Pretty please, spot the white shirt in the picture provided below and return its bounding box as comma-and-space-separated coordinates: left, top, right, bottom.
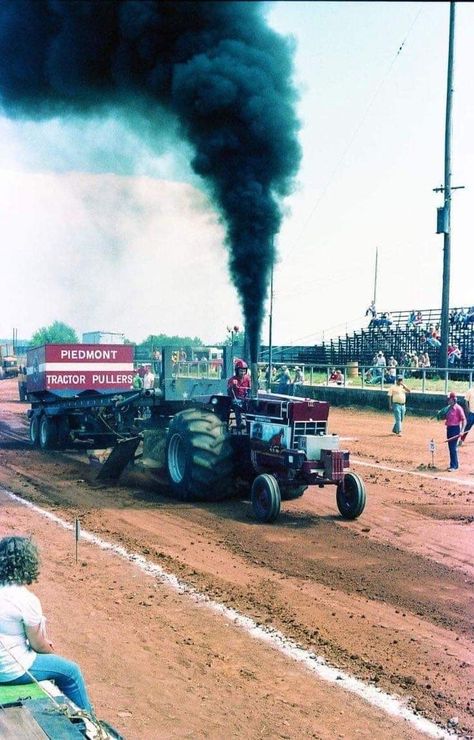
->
0, 584, 44, 681
143, 372, 155, 390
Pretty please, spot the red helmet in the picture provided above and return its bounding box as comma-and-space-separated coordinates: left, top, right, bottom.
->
235, 359, 248, 371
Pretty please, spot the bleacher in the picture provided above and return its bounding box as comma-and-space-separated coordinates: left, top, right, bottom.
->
260, 306, 474, 369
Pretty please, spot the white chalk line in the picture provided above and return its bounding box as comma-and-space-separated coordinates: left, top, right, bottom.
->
0, 487, 455, 739
352, 457, 474, 488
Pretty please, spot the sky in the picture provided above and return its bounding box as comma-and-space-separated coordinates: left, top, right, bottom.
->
0, 1, 472, 348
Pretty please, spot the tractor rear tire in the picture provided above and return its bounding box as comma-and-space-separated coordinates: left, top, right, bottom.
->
29, 416, 40, 447
336, 471, 366, 519
251, 474, 281, 523
166, 408, 234, 502
280, 484, 307, 501
39, 416, 58, 451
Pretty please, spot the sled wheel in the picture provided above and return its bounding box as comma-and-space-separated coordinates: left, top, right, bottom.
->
39, 416, 58, 451
280, 484, 307, 501
166, 408, 234, 502
29, 416, 40, 447
251, 474, 281, 523
336, 472, 366, 519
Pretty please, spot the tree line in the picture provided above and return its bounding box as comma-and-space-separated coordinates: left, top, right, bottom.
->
30, 322, 244, 349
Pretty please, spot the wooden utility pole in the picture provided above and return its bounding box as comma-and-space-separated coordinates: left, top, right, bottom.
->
373, 246, 379, 307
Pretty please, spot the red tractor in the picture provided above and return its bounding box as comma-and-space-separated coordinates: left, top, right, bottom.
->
165, 391, 366, 524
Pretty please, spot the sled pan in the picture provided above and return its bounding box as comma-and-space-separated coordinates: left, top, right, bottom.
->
96, 436, 141, 482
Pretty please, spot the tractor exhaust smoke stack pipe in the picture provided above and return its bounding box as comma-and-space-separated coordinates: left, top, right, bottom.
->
251, 363, 259, 398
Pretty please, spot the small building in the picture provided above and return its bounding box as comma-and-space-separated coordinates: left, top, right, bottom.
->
82, 331, 125, 345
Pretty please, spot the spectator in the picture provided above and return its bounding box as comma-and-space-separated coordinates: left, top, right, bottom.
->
143, 367, 155, 390
132, 370, 143, 390
374, 351, 386, 378
421, 351, 430, 368
385, 355, 397, 383
364, 367, 373, 383
365, 300, 376, 318
152, 349, 162, 376
368, 312, 379, 329
447, 343, 462, 366
426, 334, 441, 350
292, 366, 304, 395
388, 375, 411, 435
276, 365, 292, 394
264, 365, 276, 388
399, 351, 410, 377
408, 352, 419, 378
414, 310, 424, 327
449, 309, 459, 326
407, 309, 417, 329
0, 536, 93, 712
380, 311, 392, 330
329, 368, 344, 385
465, 307, 474, 325
459, 386, 474, 445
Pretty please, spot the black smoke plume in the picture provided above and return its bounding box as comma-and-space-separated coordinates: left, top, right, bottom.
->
0, 1, 301, 360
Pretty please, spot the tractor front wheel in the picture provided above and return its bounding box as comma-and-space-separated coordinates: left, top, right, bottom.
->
251, 474, 281, 523
166, 408, 234, 502
336, 472, 366, 519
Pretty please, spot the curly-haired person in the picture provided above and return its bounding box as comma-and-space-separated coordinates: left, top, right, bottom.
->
0, 535, 92, 711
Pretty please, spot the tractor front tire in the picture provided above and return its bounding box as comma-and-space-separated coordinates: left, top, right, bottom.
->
336, 472, 366, 519
39, 416, 58, 451
251, 474, 281, 523
166, 408, 234, 502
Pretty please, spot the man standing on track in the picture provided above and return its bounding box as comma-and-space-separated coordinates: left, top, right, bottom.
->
442, 392, 466, 471
387, 375, 410, 436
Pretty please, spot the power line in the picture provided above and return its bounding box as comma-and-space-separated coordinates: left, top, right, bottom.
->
288, 4, 425, 250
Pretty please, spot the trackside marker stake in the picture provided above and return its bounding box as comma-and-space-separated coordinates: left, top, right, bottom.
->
75, 517, 80, 563
0, 487, 456, 740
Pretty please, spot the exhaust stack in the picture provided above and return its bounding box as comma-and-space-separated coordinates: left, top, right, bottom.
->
250, 363, 259, 398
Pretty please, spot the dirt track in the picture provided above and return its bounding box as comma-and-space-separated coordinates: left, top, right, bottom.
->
0, 377, 473, 739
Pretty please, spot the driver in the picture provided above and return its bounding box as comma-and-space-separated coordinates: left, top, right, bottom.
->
227, 359, 251, 400
227, 359, 251, 428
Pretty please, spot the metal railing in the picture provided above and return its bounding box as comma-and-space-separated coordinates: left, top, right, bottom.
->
257, 362, 473, 395
156, 359, 473, 395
